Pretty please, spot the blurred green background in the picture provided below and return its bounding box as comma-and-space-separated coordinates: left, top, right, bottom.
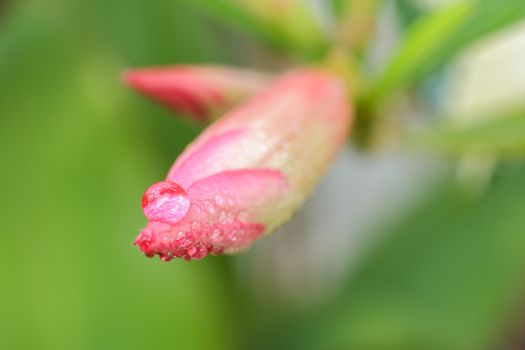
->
2, 0, 525, 349
0, 1, 241, 349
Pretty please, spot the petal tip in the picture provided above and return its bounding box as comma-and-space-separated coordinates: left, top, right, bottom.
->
134, 220, 265, 262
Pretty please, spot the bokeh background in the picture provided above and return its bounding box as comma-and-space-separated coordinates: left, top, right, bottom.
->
1, 0, 525, 349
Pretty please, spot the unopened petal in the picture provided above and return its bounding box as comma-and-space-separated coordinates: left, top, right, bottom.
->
124, 65, 270, 122
134, 68, 352, 261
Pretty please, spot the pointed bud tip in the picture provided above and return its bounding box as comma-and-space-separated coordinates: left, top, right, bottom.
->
121, 69, 144, 88
133, 221, 224, 262
134, 219, 265, 262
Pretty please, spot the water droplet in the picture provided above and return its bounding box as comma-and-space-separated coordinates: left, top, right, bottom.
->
160, 253, 173, 262
187, 247, 197, 257
142, 181, 190, 225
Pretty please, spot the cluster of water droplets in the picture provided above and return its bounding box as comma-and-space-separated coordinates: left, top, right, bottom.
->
135, 187, 266, 261
135, 218, 264, 261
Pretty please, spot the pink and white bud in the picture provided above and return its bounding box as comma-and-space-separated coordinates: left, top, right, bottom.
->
123, 65, 270, 122
134, 68, 352, 261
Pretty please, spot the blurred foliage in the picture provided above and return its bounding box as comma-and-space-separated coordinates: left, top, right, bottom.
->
185, 0, 328, 59
2, 0, 525, 349
394, 0, 423, 27
0, 0, 241, 349
280, 164, 525, 350
330, 0, 347, 16
368, 0, 525, 105
410, 107, 525, 156
368, 1, 474, 103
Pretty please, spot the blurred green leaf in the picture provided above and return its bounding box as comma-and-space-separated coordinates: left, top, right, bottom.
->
409, 109, 525, 156
331, 0, 350, 16
368, 1, 474, 103
394, 0, 424, 27
274, 166, 525, 350
184, 0, 327, 59
369, 0, 525, 104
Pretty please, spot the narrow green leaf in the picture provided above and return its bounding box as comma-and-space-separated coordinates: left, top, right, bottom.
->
185, 0, 327, 59
394, 0, 424, 27
369, 0, 525, 104
409, 109, 525, 156
184, 0, 287, 47
369, 1, 474, 103
331, 0, 350, 16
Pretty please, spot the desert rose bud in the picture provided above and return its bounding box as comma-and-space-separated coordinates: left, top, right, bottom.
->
124, 65, 270, 122
134, 68, 352, 261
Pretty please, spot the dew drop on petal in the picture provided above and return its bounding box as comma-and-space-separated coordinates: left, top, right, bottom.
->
142, 181, 190, 225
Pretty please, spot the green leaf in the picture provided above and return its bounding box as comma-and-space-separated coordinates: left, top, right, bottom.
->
394, 0, 424, 27
368, 1, 474, 103
409, 108, 525, 156
185, 0, 328, 59
369, 0, 525, 104
330, 0, 350, 17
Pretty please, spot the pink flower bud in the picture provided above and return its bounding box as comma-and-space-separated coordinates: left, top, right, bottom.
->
123, 65, 270, 122
134, 69, 352, 261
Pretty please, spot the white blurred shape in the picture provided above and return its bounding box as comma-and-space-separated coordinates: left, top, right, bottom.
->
445, 20, 525, 122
